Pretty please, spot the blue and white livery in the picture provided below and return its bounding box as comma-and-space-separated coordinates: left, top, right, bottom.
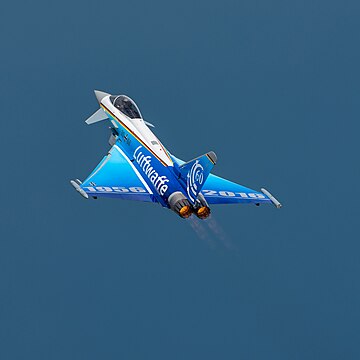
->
70, 90, 282, 219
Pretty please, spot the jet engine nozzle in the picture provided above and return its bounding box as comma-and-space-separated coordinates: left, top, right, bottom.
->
168, 191, 193, 218
193, 192, 211, 219
179, 205, 193, 219
196, 206, 211, 219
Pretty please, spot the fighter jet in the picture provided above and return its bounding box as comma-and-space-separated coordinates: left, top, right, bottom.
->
70, 90, 281, 219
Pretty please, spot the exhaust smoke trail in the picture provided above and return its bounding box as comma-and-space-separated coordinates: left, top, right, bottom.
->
205, 215, 235, 250
188, 216, 216, 248
187, 214, 235, 250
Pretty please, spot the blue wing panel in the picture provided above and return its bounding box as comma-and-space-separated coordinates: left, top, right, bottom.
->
201, 174, 271, 205
170, 153, 272, 205
80, 144, 156, 202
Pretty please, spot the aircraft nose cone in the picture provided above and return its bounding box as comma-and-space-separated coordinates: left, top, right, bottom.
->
94, 90, 110, 104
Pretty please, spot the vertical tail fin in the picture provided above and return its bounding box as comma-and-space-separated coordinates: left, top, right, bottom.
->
179, 151, 217, 204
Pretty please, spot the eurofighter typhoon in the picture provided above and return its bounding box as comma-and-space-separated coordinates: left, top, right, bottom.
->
70, 91, 282, 219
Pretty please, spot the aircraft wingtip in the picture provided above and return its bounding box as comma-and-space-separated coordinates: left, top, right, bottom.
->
207, 151, 217, 165
261, 188, 282, 208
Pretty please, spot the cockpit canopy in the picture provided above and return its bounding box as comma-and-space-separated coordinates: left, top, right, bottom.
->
110, 95, 142, 119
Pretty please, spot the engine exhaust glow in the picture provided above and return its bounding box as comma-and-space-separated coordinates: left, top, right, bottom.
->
196, 206, 211, 219
179, 205, 193, 218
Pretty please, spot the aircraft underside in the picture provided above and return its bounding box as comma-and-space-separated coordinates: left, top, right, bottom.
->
71, 90, 282, 219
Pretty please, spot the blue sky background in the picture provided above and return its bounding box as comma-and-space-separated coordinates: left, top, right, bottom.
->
1, 0, 359, 359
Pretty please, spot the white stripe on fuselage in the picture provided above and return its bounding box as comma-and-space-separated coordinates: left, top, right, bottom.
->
102, 96, 173, 166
